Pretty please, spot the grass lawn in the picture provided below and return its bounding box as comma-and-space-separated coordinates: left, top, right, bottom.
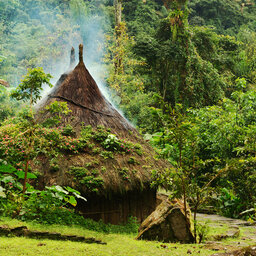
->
0, 217, 254, 256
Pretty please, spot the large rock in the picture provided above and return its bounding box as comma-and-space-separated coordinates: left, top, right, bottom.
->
136, 198, 195, 243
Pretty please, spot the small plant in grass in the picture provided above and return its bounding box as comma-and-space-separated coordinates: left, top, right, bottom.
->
91, 160, 99, 166
135, 148, 143, 156
20, 185, 86, 224
69, 166, 103, 192
134, 143, 142, 150
195, 221, 210, 243
0, 162, 86, 223
128, 157, 135, 164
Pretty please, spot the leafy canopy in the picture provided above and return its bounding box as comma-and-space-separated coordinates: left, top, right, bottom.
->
11, 67, 52, 105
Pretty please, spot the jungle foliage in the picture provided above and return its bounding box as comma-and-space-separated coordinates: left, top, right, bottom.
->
1, 0, 256, 225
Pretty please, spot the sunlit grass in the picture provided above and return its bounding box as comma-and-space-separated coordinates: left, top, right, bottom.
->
1, 217, 246, 256
0, 236, 219, 256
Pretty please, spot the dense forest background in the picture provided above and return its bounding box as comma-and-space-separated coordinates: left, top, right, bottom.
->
1, 0, 256, 220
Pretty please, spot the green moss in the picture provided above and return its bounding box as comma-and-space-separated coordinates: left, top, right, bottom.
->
85, 160, 99, 168
87, 143, 95, 149
69, 165, 103, 191
92, 147, 101, 154
80, 125, 144, 157
49, 158, 60, 172
92, 160, 100, 166
128, 157, 140, 165
61, 124, 75, 136
80, 176, 104, 192
93, 126, 110, 142
91, 169, 99, 176
135, 148, 143, 156
100, 151, 114, 159
142, 165, 151, 169
128, 157, 136, 165
119, 167, 130, 181
101, 166, 107, 173
69, 166, 89, 177
85, 162, 94, 168
134, 143, 142, 150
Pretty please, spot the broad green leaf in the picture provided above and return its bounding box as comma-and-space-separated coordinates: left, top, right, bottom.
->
0, 164, 16, 174
66, 195, 77, 206
15, 171, 37, 179
65, 186, 80, 194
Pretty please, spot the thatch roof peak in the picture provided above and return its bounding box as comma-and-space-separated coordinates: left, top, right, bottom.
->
79, 44, 84, 63
37, 45, 136, 135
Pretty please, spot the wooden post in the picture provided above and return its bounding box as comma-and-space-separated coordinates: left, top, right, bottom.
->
79, 44, 83, 63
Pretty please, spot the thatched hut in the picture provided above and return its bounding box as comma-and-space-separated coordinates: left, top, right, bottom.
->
36, 44, 168, 224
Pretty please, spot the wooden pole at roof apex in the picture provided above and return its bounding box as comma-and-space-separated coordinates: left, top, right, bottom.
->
79, 44, 83, 63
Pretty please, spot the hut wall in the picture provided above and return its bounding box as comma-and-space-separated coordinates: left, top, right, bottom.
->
78, 189, 157, 224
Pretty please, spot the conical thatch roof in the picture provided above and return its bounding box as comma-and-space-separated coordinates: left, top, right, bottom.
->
37, 44, 135, 135
35, 44, 168, 196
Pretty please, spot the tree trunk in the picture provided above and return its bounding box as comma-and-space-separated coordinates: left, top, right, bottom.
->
114, 0, 123, 75
114, 0, 122, 29
194, 200, 199, 243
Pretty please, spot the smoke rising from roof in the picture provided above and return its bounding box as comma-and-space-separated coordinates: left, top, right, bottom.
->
34, 4, 112, 103
4, 1, 110, 100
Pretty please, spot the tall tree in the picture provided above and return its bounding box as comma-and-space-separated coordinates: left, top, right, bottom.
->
135, 0, 227, 107
114, 0, 122, 29
114, 0, 123, 73
11, 67, 52, 193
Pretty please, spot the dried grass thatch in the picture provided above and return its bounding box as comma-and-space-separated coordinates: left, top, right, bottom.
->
35, 45, 169, 223
37, 44, 135, 136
